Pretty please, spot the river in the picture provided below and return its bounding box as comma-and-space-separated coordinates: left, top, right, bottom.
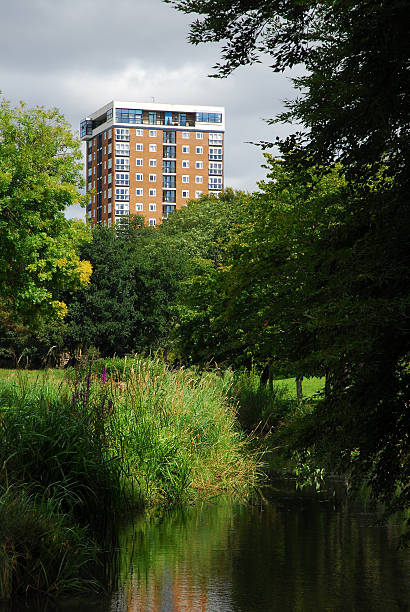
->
3, 479, 409, 611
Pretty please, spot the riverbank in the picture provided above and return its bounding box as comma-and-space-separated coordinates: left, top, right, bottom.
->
0, 357, 259, 600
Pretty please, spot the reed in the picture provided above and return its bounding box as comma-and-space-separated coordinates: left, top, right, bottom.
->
0, 486, 99, 598
0, 356, 259, 599
89, 357, 259, 505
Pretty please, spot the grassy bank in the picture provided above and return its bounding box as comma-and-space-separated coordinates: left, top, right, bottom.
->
0, 357, 258, 600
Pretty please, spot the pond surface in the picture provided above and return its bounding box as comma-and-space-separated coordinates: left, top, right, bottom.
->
5, 479, 410, 611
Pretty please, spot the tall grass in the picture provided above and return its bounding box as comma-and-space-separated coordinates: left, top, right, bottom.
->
227, 368, 296, 433
0, 356, 258, 599
84, 357, 259, 505
0, 486, 99, 599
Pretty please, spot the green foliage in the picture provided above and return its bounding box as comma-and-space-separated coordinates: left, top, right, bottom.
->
228, 368, 295, 432
63, 219, 191, 356
165, 0, 410, 522
69, 356, 259, 505
0, 486, 99, 598
0, 358, 258, 598
0, 99, 92, 326
0, 376, 127, 527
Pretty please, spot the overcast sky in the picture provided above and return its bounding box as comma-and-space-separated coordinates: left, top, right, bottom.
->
1, 0, 300, 219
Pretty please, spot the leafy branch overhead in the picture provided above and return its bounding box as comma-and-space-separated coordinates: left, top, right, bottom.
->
164, 0, 410, 522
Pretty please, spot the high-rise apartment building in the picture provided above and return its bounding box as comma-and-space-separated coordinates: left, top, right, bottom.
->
80, 101, 225, 227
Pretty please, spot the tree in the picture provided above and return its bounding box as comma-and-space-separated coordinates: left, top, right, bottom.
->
160, 190, 255, 366
165, 0, 410, 522
0, 100, 92, 327
63, 219, 194, 357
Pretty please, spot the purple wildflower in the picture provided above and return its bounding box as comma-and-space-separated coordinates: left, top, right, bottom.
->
101, 366, 107, 383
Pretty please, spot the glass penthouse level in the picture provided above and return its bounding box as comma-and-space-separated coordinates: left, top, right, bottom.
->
81, 101, 225, 227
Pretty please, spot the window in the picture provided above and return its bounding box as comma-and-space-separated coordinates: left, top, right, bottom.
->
108, 143, 112, 154
115, 143, 130, 156
149, 203, 156, 211
149, 174, 156, 182
196, 112, 222, 123
116, 158, 129, 171
115, 128, 129, 141
108, 188, 112, 198
195, 176, 203, 184
108, 158, 112, 169
209, 176, 223, 190
163, 160, 176, 173
179, 112, 186, 126
196, 132, 203, 139
163, 204, 176, 217
182, 160, 189, 168
135, 158, 143, 166
136, 173, 143, 181
209, 147, 223, 160
136, 143, 143, 151
115, 173, 129, 186
182, 190, 189, 198
163, 145, 176, 158
163, 131, 176, 144
116, 108, 143, 124
115, 202, 129, 215
149, 218, 157, 226
149, 188, 157, 196
115, 187, 129, 200
106, 108, 113, 121
182, 145, 190, 153
196, 146, 203, 154
136, 188, 143, 196
195, 161, 203, 169
163, 175, 176, 188
108, 173, 112, 184
149, 111, 157, 124
135, 203, 143, 211
163, 190, 176, 203
135, 129, 143, 136
149, 143, 157, 152
195, 190, 203, 198
164, 111, 173, 125
182, 175, 189, 183
209, 161, 223, 175
182, 132, 190, 139
149, 159, 157, 167
149, 130, 157, 137
209, 132, 223, 144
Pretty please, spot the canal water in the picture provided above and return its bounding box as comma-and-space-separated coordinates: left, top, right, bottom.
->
3, 479, 410, 611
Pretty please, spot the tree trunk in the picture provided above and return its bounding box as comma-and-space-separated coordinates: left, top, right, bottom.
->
296, 376, 303, 406
268, 364, 274, 392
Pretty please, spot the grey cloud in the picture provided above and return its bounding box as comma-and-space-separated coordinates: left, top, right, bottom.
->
1, 0, 302, 218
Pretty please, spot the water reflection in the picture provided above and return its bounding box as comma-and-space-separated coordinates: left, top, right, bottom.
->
109, 481, 409, 612
2, 481, 409, 611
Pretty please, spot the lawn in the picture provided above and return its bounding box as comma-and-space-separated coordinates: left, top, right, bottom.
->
276, 376, 325, 399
